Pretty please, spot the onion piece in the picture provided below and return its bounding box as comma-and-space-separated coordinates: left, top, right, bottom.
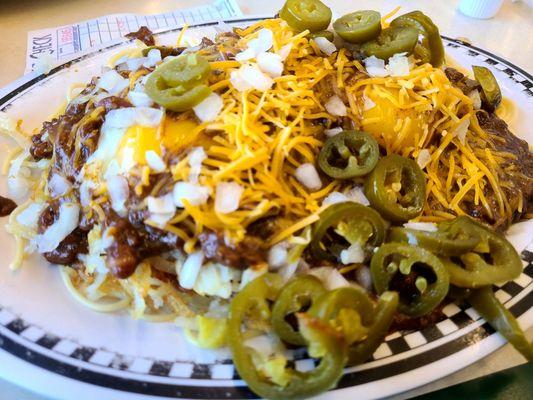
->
324, 127, 343, 137
147, 193, 175, 214
325, 95, 347, 116
35, 203, 80, 253
340, 243, 365, 265
107, 175, 129, 215
48, 174, 71, 197
268, 242, 288, 269
387, 53, 410, 77
416, 149, 431, 170
308, 267, 351, 290
193, 92, 223, 122
239, 64, 274, 92
215, 182, 244, 214
179, 251, 204, 290
16, 202, 47, 229
403, 222, 438, 232
453, 118, 470, 145
173, 182, 211, 207
97, 70, 129, 94
127, 90, 153, 107
143, 49, 162, 68
295, 163, 322, 191
364, 56, 389, 77
277, 43, 292, 60
145, 150, 166, 173
313, 37, 337, 56
188, 147, 206, 183
256, 52, 284, 78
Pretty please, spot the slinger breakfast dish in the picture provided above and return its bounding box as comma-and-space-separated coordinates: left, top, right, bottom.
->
1, 1, 532, 398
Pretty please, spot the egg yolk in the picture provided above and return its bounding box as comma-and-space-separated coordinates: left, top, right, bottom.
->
162, 117, 200, 152
117, 125, 161, 166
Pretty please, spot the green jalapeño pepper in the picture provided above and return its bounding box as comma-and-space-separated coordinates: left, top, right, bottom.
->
318, 130, 380, 179
271, 275, 327, 345
279, 0, 332, 33
145, 53, 212, 112
468, 286, 533, 361
440, 218, 522, 288
361, 26, 419, 60
472, 66, 502, 110
308, 287, 398, 366
364, 154, 426, 223
390, 11, 445, 67
348, 291, 399, 365
388, 216, 481, 256
371, 243, 450, 317
229, 274, 347, 399
309, 202, 387, 262
333, 11, 382, 44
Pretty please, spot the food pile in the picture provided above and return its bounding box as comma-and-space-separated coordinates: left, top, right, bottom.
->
1, 0, 532, 398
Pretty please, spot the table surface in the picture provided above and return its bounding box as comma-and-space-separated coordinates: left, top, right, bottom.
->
0, 0, 531, 399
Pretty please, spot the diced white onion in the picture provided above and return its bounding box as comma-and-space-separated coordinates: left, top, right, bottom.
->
244, 334, 279, 356
107, 175, 129, 215
340, 243, 365, 265
145, 150, 166, 173
239, 65, 274, 92
16, 202, 46, 229
103, 107, 163, 128
188, 147, 206, 183
35, 203, 80, 253
97, 70, 129, 95
230, 69, 253, 91
125, 57, 148, 71
469, 89, 482, 110
127, 90, 153, 107
193, 93, 223, 122
239, 264, 268, 290
325, 95, 347, 116
257, 52, 284, 78
322, 191, 349, 206
403, 221, 438, 232
194, 263, 235, 298
268, 242, 288, 269
147, 193, 175, 214
173, 182, 210, 207
308, 267, 351, 290
215, 182, 244, 214
416, 149, 431, 169
355, 266, 373, 292
234, 47, 256, 62
313, 37, 337, 56
364, 56, 389, 77
295, 163, 322, 190
345, 186, 370, 206
48, 174, 71, 197
453, 118, 470, 144
179, 251, 204, 290
324, 127, 343, 137
147, 212, 174, 227
248, 29, 274, 55
143, 49, 162, 68
387, 53, 410, 77
79, 180, 96, 207
277, 43, 292, 60
214, 20, 233, 33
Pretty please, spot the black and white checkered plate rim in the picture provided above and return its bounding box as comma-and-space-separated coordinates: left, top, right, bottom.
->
0, 17, 532, 399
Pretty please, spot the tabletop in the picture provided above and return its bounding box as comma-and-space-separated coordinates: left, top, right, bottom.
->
0, 0, 532, 399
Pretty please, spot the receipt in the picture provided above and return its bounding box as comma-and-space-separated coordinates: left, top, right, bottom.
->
25, 0, 242, 73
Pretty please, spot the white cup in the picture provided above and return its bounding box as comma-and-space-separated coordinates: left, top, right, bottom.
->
458, 0, 505, 19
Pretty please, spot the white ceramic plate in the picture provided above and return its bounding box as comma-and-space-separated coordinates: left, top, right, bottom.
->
0, 16, 532, 400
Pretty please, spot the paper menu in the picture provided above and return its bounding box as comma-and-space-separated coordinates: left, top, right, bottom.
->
25, 0, 242, 73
